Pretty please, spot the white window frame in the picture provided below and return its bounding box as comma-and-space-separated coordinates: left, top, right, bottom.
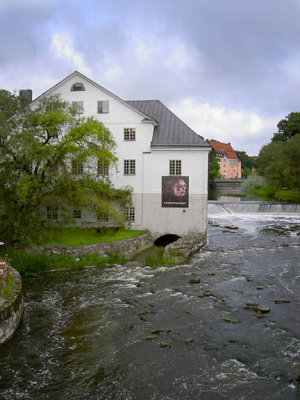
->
97, 161, 109, 176
47, 206, 58, 220
72, 101, 84, 114
72, 160, 84, 175
97, 100, 109, 114
71, 82, 85, 91
97, 212, 109, 222
73, 209, 81, 219
124, 128, 136, 141
126, 206, 135, 222
124, 159, 136, 175
169, 160, 182, 175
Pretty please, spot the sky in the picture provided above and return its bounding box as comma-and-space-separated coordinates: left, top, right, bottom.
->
1, 0, 300, 155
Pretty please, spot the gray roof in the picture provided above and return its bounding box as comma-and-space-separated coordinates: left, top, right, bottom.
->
126, 100, 210, 149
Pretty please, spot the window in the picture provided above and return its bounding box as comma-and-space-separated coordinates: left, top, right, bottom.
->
124, 128, 136, 141
71, 82, 85, 91
72, 101, 84, 114
47, 206, 58, 220
124, 159, 136, 175
126, 206, 135, 222
97, 100, 109, 114
97, 161, 109, 176
169, 160, 182, 175
72, 160, 83, 175
73, 209, 81, 219
98, 213, 109, 222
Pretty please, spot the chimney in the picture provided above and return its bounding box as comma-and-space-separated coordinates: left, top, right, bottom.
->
19, 89, 32, 103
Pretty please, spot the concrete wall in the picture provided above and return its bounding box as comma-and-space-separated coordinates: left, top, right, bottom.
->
0, 267, 23, 345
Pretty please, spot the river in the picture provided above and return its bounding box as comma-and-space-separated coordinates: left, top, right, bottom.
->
0, 213, 299, 399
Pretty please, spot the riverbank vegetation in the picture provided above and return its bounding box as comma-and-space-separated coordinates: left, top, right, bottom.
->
0, 91, 132, 247
0, 250, 126, 276
36, 227, 148, 246
1, 273, 14, 298
257, 113, 300, 196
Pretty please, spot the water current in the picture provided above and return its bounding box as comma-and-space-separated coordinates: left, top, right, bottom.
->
0, 214, 300, 399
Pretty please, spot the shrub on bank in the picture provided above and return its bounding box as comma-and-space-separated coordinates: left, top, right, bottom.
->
0, 250, 126, 276
241, 175, 266, 192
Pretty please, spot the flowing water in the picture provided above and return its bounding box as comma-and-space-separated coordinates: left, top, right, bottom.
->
0, 213, 300, 399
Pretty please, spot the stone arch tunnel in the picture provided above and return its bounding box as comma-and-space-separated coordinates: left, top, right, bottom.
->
154, 234, 180, 247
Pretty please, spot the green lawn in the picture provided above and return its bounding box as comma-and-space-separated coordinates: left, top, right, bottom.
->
248, 188, 300, 203
37, 227, 148, 246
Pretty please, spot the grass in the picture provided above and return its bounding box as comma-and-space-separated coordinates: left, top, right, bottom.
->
145, 248, 180, 267
274, 190, 300, 203
1, 273, 14, 299
36, 227, 148, 246
0, 250, 126, 276
249, 188, 300, 203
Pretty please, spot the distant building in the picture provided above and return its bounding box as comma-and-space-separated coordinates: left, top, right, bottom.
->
210, 140, 242, 179
31, 71, 211, 237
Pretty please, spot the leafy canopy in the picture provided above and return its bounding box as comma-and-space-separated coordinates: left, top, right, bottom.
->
272, 112, 300, 142
258, 130, 300, 190
208, 146, 221, 182
0, 91, 131, 246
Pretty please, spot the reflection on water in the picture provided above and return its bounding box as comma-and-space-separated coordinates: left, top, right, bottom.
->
0, 215, 299, 399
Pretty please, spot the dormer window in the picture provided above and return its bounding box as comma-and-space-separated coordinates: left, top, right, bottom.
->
71, 82, 85, 91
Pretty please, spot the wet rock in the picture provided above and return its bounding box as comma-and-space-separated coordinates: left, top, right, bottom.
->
252, 306, 271, 313
255, 313, 264, 318
274, 299, 291, 304
245, 304, 271, 313
184, 338, 194, 344
203, 291, 214, 297
150, 329, 163, 334
223, 317, 238, 324
223, 225, 239, 230
145, 335, 156, 340
189, 278, 201, 284
159, 342, 171, 348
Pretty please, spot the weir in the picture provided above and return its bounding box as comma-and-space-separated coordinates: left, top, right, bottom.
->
208, 200, 300, 216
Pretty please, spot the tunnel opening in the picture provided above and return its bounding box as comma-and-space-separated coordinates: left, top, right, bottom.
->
154, 234, 180, 247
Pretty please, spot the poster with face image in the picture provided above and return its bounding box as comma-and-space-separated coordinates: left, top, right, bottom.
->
161, 176, 189, 208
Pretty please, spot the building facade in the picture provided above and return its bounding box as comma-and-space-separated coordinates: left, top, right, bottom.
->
210, 140, 242, 179
33, 71, 210, 237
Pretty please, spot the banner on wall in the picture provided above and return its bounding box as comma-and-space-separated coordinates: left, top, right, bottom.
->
161, 176, 189, 208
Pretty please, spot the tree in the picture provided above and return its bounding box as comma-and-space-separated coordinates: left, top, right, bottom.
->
0, 92, 131, 246
208, 147, 221, 182
235, 150, 255, 178
258, 134, 300, 189
272, 112, 300, 142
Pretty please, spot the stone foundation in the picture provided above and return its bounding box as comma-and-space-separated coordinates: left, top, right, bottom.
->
0, 266, 23, 345
35, 232, 154, 259
164, 232, 207, 258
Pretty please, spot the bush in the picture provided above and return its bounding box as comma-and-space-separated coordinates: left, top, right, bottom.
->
241, 175, 266, 192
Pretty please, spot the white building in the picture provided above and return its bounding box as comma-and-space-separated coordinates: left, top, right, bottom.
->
33, 71, 210, 238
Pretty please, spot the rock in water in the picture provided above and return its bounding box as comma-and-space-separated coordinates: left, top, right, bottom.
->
189, 278, 201, 284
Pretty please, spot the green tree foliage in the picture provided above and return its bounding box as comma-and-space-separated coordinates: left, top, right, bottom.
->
235, 150, 255, 177
272, 112, 300, 142
208, 147, 221, 182
0, 92, 132, 246
258, 134, 300, 189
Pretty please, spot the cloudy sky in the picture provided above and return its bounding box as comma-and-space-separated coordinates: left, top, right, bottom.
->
1, 0, 300, 155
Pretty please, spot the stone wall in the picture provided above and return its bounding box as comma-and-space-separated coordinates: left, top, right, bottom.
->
35, 232, 154, 259
164, 232, 207, 259
0, 266, 23, 345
